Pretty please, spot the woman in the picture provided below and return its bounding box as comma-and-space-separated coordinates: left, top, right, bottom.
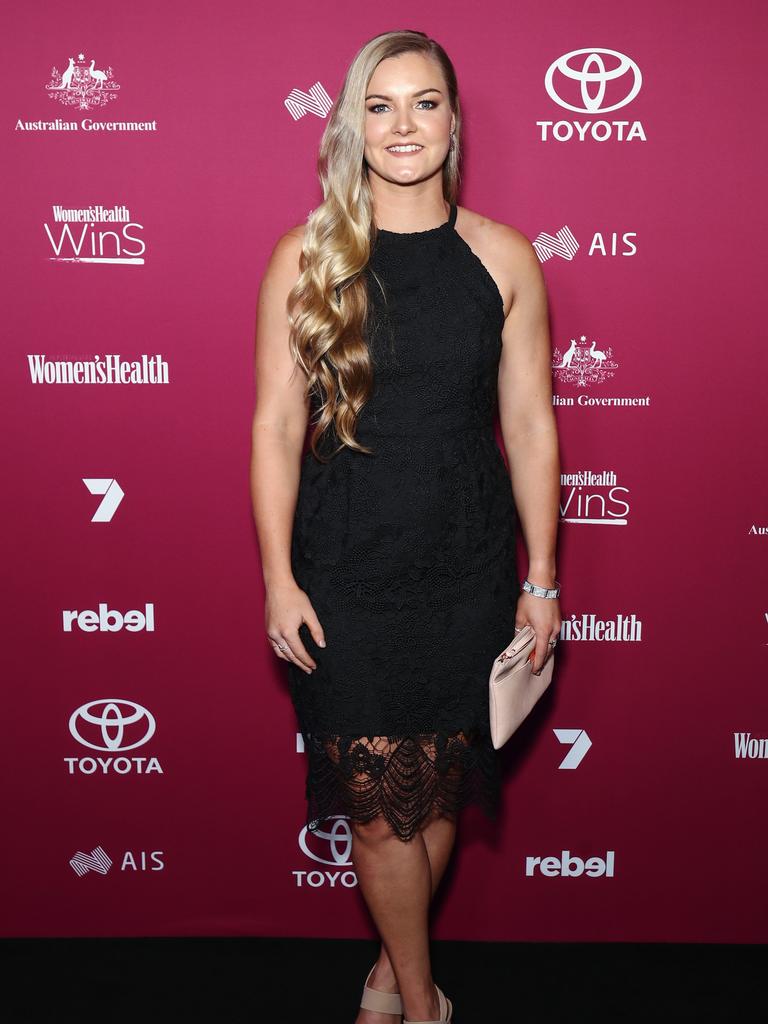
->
250, 29, 561, 1024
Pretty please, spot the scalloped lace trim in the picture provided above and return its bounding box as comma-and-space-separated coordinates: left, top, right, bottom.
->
303, 729, 501, 842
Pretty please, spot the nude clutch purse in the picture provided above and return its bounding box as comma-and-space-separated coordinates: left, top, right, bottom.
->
488, 624, 555, 749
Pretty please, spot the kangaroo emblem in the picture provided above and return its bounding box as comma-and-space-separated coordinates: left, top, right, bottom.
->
55, 56, 75, 89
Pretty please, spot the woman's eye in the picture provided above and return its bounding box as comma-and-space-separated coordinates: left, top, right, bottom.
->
367, 100, 438, 114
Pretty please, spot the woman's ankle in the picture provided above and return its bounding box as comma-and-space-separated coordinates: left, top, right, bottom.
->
402, 985, 440, 1022
370, 958, 399, 990
375, 952, 397, 974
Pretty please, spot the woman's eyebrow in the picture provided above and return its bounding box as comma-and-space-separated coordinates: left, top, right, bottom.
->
365, 88, 444, 101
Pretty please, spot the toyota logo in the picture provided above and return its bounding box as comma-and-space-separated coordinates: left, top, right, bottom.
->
299, 815, 353, 865
545, 48, 642, 113
69, 698, 156, 751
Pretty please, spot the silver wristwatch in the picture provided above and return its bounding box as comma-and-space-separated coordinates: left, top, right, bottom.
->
520, 578, 561, 599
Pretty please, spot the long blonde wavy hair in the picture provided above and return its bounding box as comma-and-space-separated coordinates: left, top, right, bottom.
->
287, 30, 462, 461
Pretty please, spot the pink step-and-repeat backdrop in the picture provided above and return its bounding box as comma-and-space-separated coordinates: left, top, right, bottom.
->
3, 1, 767, 941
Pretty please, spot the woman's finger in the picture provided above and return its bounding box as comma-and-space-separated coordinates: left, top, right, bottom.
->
282, 627, 317, 672
534, 635, 559, 675
268, 635, 291, 661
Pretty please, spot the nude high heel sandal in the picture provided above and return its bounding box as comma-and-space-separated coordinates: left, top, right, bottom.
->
403, 982, 453, 1023
360, 962, 403, 1016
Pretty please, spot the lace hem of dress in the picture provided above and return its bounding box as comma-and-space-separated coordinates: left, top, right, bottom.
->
303, 729, 502, 842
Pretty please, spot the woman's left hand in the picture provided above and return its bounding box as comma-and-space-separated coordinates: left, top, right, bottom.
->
515, 592, 562, 675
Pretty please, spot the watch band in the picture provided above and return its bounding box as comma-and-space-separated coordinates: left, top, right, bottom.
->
520, 578, 561, 599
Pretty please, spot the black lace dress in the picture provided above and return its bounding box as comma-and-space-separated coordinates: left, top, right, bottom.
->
288, 201, 519, 841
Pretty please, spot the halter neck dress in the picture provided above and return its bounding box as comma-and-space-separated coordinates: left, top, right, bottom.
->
288, 200, 519, 842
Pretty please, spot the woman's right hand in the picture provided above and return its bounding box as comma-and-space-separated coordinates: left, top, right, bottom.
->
265, 581, 326, 674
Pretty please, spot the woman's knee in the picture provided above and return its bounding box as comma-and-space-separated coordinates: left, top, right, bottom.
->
350, 814, 404, 844
420, 807, 457, 833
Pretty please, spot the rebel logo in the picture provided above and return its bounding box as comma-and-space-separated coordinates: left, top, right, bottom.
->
526, 850, 616, 876
62, 603, 155, 632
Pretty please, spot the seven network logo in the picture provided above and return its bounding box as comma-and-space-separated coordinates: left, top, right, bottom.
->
83, 478, 126, 522
15, 52, 157, 132
538, 47, 644, 142
45, 204, 146, 264
555, 728, 592, 768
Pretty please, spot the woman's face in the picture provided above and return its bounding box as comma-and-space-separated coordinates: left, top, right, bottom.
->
363, 51, 454, 186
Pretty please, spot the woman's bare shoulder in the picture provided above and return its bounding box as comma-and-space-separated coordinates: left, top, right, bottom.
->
283, 221, 309, 244
454, 205, 540, 316
271, 220, 307, 257
262, 221, 308, 287
455, 204, 536, 262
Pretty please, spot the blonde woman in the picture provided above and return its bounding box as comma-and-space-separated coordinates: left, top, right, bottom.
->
251, 29, 561, 1024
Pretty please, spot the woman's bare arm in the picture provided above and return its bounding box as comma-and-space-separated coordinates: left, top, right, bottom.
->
250, 226, 308, 586
250, 225, 325, 671
494, 226, 562, 670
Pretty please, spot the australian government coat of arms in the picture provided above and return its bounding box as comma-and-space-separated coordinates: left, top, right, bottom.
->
46, 53, 120, 111
552, 335, 619, 388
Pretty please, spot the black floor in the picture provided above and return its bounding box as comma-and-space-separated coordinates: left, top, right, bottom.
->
5, 936, 766, 1022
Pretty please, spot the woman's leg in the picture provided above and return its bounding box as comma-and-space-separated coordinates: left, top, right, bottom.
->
353, 811, 458, 1023
421, 811, 459, 895
364, 812, 457, 990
